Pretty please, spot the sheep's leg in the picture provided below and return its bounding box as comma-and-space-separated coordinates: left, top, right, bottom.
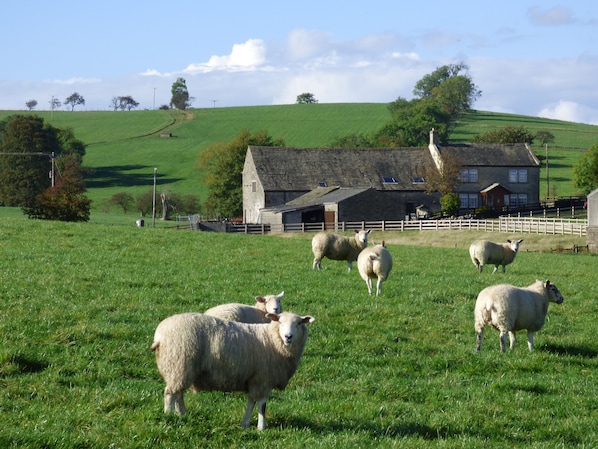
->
164, 389, 186, 415
312, 259, 321, 270
508, 331, 517, 350
376, 278, 382, 296
499, 331, 507, 352
256, 398, 267, 430
347, 261, 353, 272
476, 329, 484, 352
365, 278, 373, 295
492, 265, 499, 274
527, 331, 534, 351
242, 398, 256, 428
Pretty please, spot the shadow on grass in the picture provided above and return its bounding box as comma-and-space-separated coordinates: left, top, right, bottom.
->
0, 354, 49, 377
542, 343, 598, 358
85, 165, 183, 189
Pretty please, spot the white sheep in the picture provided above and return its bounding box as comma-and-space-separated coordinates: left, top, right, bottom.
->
204, 292, 284, 323
474, 280, 564, 352
150, 311, 314, 430
312, 229, 370, 271
469, 239, 523, 273
357, 241, 393, 296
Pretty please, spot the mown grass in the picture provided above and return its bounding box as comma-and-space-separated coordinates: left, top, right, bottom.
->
0, 219, 596, 448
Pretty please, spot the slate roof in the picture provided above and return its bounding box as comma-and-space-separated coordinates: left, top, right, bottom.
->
247, 146, 435, 191
437, 143, 540, 167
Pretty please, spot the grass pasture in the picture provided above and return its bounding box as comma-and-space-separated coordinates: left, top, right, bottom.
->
0, 219, 596, 448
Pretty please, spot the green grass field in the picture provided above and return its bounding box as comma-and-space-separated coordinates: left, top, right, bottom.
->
0, 219, 596, 448
1, 105, 597, 219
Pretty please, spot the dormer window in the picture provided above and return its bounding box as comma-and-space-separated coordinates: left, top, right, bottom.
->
382, 176, 397, 184
412, 177, 425, 184
318, 182, 328, 187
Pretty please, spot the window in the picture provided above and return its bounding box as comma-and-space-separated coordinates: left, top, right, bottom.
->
459, 193, 478, 209
509, 169, 528, 183
318, 182, 328, 187
509, 193, 528, 207
251, 181, 257, 193
382, 176, 397, 184
412, 176, 425, 184
460, 169, 478, 183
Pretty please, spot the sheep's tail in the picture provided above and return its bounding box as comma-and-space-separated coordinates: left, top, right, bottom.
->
150, 341, 159, 352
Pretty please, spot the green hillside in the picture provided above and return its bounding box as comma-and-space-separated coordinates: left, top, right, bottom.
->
1, 105, 597, 219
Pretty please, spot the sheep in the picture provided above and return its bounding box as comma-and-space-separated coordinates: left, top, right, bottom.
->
204, 291, 284, 323
357, 241, 393, 296
469, 239, 523, 273
312, 229, 370, 271
474, 280, 564, 352
150, 311, 314, 430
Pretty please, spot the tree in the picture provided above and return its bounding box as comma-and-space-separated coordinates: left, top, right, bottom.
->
26, 100, 38, 110
170, 78, 194, 110
296, 93, 318, 104
535, 130, 555, 147
198, 129, 284, 218
24, 156, 91, 221
472, 125, 535, 144
49, 97, 61, 111
111, 96, 139, 111
422, 152, 462, 196
412, 62, 481, 117
108, 192, 135, 214
64, 92, 85, 111
573, 143, 598, 195
440, 192, 460, 217
0, 115, 61, 207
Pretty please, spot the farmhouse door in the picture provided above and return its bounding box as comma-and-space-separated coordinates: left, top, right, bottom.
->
324, 211, 335, 230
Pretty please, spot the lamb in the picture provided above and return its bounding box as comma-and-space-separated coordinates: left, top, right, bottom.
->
474, 280, 564, 352
204, 291, 284, 323
357, 241, 393, 296
312, 229, 370, 271
150, 311, 314, 430
469, 239, 523, 273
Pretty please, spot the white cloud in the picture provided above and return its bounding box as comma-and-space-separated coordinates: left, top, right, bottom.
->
527, 6, 575, 26
538, 100, 598, 125
183, 39, 268, 74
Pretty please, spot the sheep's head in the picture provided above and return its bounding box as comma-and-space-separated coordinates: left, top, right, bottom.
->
255, 291, 284, 314
267, 312, 315, 346
507, 239, 524, 253
355, 229, 371, 247
544, 280, 565, 304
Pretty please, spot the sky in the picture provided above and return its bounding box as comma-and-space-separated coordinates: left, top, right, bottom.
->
2, 1, 598, 124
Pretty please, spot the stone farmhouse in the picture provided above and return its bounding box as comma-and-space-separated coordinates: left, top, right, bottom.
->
242, 129, 540, 226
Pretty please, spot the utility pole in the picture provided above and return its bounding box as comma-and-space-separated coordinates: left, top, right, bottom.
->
153, 88, 156, 110
152, 167, 157, 228
545, 144, 549, 200
212, 99, 218, 108
51, 152, 55, 187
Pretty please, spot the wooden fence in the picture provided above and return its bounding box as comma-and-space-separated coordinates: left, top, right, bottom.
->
219, 216, 587, 236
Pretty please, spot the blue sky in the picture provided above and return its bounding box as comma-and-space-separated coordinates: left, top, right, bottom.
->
2, 1, 598, 124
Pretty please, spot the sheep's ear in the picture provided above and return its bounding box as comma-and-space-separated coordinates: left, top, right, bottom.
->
301, 316, 315, 324
366, 230, 371, 234
255, 296, 266, 303
278, 291, 284, 298
545, 280, 551, 287
266, 313, 280, 321
518, 239, 524, 243
382, 240, 386, 247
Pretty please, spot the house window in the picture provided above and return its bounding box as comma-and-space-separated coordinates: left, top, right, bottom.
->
509, 193, 528, 207
251, 181, 257, 193
318, 182, 328, 187
459, 193, 478, 209
509, 169, 528, 183
412, 177, 425, 184
460, 169, 478, 183
382, 177, 397, 184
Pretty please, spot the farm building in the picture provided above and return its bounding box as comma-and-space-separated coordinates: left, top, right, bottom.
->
587, 188, 598, 253
242, 129, 541, 225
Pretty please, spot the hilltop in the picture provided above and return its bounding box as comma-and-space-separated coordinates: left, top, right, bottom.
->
1, 105, 597, 219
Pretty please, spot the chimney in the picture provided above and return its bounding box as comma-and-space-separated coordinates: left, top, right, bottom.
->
428, 128, 443, 172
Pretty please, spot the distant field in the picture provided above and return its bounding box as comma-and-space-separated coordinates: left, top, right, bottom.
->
1, 105, 596, 218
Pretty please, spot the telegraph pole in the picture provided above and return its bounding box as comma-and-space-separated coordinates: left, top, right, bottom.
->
152, 167, 157, 228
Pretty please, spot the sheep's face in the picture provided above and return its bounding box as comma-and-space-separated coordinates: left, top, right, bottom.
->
268, 312, 315, 346
256, 291, 284, 314
545, 280, 565, 304
507, 239, 523, 253
356, 230, 370, 246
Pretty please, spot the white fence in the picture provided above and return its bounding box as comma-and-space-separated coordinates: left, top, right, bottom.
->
224, 216, 587, 236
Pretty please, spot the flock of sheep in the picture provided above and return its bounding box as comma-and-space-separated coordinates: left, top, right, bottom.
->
150, 230, 565, 430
